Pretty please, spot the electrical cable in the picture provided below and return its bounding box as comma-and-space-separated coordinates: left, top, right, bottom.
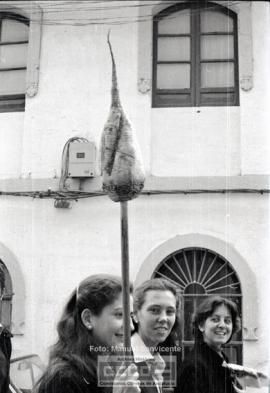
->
6, 1, 242, 26
0, 188, 268, 203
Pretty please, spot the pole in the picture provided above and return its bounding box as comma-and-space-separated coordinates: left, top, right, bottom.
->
120, 201, 131, 362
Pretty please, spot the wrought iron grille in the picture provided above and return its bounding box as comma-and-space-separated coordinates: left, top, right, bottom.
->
153, 247, 242, 363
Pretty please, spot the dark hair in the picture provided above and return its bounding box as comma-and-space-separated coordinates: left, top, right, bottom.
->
133, 278, 181, 348
36, 274, 132, 390
193, 296, 241, 344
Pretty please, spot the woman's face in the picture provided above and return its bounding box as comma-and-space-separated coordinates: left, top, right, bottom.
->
199, 304, 233, 351
135, 290, 177, 348
89, 292, 134, 350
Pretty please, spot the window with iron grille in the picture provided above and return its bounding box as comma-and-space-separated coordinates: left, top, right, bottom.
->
153, 248, 242, 363
152, 2, 239, 107
0, 12, 29, 112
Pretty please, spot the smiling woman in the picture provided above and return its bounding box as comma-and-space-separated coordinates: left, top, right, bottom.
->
176, 296, 241, 393
80, 292, 133, 350
134, 289, 177, 348
132, 278, 181, 393
35, 274, 140, 393
198, 303, 233, 354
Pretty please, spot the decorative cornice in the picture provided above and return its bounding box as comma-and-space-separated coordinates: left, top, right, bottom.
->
240, 75, 253, 92
26, 82, 39, 98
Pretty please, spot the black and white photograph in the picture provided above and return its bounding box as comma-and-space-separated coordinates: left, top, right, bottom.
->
0, 1, 269, 393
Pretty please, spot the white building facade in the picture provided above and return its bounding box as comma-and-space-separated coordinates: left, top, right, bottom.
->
0, 0, 269, 381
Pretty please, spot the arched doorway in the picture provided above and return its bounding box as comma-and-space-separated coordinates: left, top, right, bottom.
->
0, 260, 13, 329
153, 247, 242, 363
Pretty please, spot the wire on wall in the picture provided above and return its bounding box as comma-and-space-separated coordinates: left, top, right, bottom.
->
0, 188, 268, 203
9, 1, 242, 26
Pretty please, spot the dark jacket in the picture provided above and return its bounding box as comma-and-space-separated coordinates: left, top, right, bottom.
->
0, 325, 12, 393
176, 342, 235, 393
37, 356, 110, 393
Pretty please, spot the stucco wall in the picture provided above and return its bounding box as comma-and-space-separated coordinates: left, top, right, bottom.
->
241, 1, 270, 175
0, 0, 269, 381
0, 192, 268, 370
0, 113, 24, 178
0, 1, 269, 180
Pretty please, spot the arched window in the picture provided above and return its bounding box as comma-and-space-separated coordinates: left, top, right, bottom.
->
153, 248, 242, 363
0, 12, 29, 112
0, 260, 13, 329
152, 2, 239, 107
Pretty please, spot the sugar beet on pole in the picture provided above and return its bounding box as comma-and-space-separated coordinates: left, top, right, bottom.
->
100, 32, 145, 359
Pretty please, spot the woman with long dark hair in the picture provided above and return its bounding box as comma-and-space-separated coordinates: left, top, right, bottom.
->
131, 278, 181, 393
36, 274, 140, 393
177, 296, 241, 393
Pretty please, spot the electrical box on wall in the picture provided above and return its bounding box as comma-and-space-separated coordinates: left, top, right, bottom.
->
68, 141, 97, 177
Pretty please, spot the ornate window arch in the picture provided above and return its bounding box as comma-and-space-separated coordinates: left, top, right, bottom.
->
153, 247, 242, 362
135, 234, 259, 364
